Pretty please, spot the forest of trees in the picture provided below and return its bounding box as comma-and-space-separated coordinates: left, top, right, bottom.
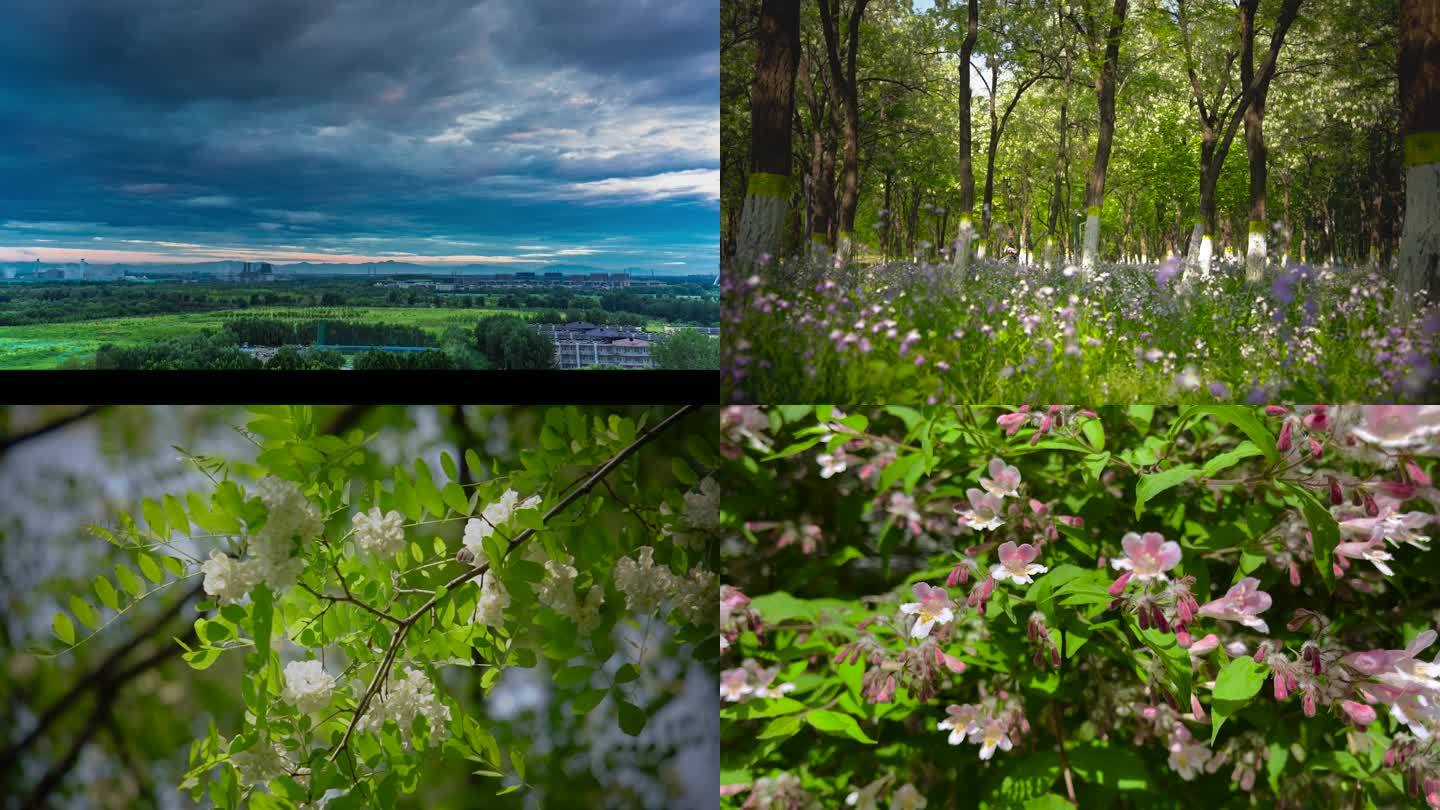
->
722, 0, 1438, 301
221, 319, 439, 348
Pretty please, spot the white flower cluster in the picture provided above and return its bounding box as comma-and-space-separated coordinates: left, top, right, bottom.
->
683, 475, 720, 529
351, 506, 406, 557
357, 668, 451, 747
471, 572, 509, 627
535, 553, 605, 633
613, 546, 717, 625
201, 477, 322, 604
229, 740, 293, 786
281, 659, 335, 714
461, 488, 542, 563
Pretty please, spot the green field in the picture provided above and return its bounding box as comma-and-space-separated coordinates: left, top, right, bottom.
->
0, 306, 679, 369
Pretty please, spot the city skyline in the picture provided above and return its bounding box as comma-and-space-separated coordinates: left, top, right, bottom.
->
0, 0, 718, 273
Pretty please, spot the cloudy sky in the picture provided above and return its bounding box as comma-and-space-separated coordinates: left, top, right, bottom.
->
0, 0, 718, 272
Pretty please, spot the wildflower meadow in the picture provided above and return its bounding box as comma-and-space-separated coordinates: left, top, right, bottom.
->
720, 403, 1440, 809
722, 256, 1440, 403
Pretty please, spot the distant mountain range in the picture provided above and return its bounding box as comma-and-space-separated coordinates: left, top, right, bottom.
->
0, 260, 707, 278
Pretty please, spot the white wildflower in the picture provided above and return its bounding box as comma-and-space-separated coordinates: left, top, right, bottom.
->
472, 573, 510, 627
201, 550, 255, 606
282, 659, 335, 714
229, 740, 291, 786
684, 475, 720, 529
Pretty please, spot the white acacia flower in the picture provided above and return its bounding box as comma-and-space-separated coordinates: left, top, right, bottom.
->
462, 489, 542, 560
229, 740, 291, 786
282, 659, 335, 714
201, 550, 255, 605
684, 475, 720, 529
351, 506, 406, 557
471, 573, 509, 627
614, 546, 673, 614
358, 668, 450, 748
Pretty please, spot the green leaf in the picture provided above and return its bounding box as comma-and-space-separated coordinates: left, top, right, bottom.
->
141, 498, 168, 540
441, 482, 471, 516
555, 665, 592, 687
1127, 405, 1156, 434
413, 458, 445, 518
137, 553, 165, 584
511, 749, 526, 781
572, 688, 606, 715
617, 701, 646, 736
52, 612, 76, 645
94, 575, 119, 610
1080, 416, 1106, 450
440, 450, 458, 481
762, 438, 822, 461
1067, 742, 1149, 790
249, 585, 274, 730
757, 714, 803, 740
1211, 656, 1269, 743
806, 709, 876, 743
614, 663, 640, 684
163, 494, 191, 536
1177, 405, 1279, 464
723, 697, 808, 720
1201, 441, 1263, 478
1279, 481, 1341, 592
671, 457, 698, 486
1134, 465, 1200, 519
115, 564, 143, 597
69, 595, 98, 630
465, 449, 485, 481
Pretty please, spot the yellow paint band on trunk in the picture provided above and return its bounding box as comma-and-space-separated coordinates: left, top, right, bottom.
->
1086, 206, 1101, 217
811, 233, 828, 243
1248, 220, 1266, 234
1404, 132, 1440, 167
746, 172, 791, 198
837, 231, 854, 239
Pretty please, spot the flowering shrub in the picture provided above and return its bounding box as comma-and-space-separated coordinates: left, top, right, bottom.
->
720, 404, 1440, 808
721, 256, 1440, 403
43, 405, 719, 809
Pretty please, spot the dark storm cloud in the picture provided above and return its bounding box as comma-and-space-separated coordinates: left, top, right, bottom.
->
0, 0, 718, 269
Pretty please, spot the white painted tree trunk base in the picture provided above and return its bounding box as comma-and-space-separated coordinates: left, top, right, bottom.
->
1245, 231, 1267, 282
1397, 160, 1440, 317
735, 193, 789, 272
1081, 214, 1101, 278
1183, 223, 1213, 286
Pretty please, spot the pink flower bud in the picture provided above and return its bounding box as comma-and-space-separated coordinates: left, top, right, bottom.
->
1030, 498, 1048, 515
1406, 459, 1431, 487
1377, 480, 1417, 499
1276, 421, 1293, 452
1153, 607, 1170, 633
1309, 437, 1323, 459
1340, 699, 1376, 727
1191, 693, 1208, 722
1138, 607, 1151, 630
935, 646, 967, 673
946, 564, 968, 587
1253, 642, 1270, 663
1265, 405, 1288, 417
1108, 570, 1134, 596
1385, 746, 1397, 768
1176, 627, 1193, 648
1273, 673, 1290, 701
1328, 475, 1344, 505
1302, 690, 1317, 717
1364, 493, 1379, 517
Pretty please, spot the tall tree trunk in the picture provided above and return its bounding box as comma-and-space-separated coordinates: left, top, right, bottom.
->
1240, 0, 1269, 281
1045, 28, 1072, 269
982, 59, 1000, 260
1397, 0, 1440, 314
956, 0, 979, 275
735, 0, 802, 275
1080, 0, 1129, 278
817, 0, 870, 264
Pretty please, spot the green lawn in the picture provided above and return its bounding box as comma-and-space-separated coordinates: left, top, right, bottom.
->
0, 307, 526, 369
0, 307, 683, 369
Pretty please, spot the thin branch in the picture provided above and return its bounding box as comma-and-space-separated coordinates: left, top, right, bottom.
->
327, 404, 701, 763
0, 406, 109, 458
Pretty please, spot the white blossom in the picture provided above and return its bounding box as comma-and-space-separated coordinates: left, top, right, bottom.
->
282, 659, 335, 714
201, 550, 256, 606
358, 668, 451, 747
229, 740, 291, 786
684, 475, 720, 529
461, 489, 541, 562
471, 573, 510, 627
351, 507, 406, 557
671, 567, 718, 626
614, 546, 674, 614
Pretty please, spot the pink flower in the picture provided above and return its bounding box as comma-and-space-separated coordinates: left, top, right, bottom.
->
996, 406, 1031, 435
721, 668, 752, 702
1334, 539, 1395, 576
1350, 405, 1440, 449
958, 489, 1006, 531
980, 458, 1022, 498
1110, 531, 1183, 581
817, 452, 847, 479
989, 541, 1048, 586
1196, 577, 1273, 633
1340, 699, 1377, 727
899, 582, 955, 639
937, 704, 980, 745
971, 720, 1013, 760
934, 646, 967, 673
